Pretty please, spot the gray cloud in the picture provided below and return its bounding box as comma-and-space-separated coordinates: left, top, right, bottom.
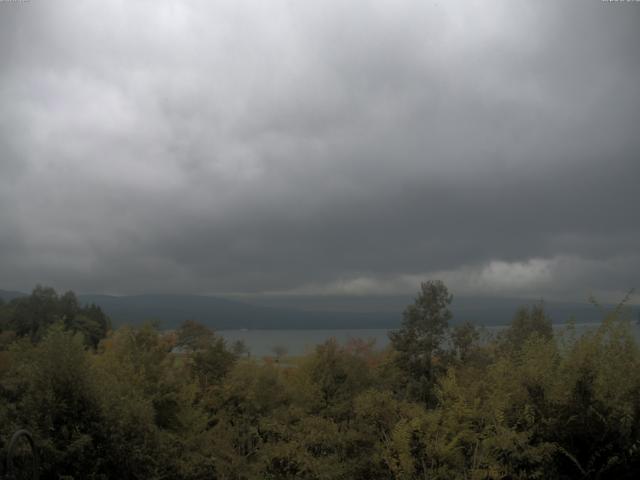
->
0, 0, 638, 300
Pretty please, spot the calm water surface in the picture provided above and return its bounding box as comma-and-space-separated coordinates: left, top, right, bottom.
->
218, 322, 640, 357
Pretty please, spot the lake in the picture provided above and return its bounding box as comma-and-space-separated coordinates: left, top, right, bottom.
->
219, 329, 390, 357
218, 322, 640, 357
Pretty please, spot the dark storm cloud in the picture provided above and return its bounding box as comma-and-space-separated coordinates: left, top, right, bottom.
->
0, 0, 638, 299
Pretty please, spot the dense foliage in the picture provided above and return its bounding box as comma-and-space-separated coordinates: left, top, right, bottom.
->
1, 283, 639, 479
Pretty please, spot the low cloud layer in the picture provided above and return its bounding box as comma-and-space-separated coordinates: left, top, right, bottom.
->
0, 0, 638, 300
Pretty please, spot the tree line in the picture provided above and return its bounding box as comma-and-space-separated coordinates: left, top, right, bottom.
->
0, 281, 639, 479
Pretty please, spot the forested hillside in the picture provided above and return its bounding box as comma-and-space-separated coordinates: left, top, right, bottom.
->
1, 283, 639, 479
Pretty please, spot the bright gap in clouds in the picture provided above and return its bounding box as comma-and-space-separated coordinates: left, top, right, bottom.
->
280, 256, 638, 304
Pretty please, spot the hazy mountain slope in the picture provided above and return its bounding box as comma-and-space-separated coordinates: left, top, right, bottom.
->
3, 288, 635, 329
78, 294, 396, 330
0, 289, 27, 302
231, 294, 634, 327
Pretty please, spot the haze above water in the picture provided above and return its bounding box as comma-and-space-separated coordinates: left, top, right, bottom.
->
218, 322, 640, 357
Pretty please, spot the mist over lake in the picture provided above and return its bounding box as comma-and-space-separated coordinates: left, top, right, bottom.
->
218, 322, 640, 357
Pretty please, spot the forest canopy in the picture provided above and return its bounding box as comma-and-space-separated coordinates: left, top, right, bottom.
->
0, 283, 639, 479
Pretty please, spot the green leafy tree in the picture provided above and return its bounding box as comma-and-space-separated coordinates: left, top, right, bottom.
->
500, 303, 553, 354
9, 285, 59, 341
175, 320, 215, 352
191, 338, 237, 389
296, 338, 373, 421
74, 303, 110, 348
232, 339, 250, 358
0, 324, 105, 478
450, 321, 480, 363
389, 280, 453, 404
1, 287, 110, 348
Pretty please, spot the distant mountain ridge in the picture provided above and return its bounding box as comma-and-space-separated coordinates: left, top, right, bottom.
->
0, 289, 27, 302
78, 293, 396, 330
3, 288, 635, 330
235, 294, 635, 329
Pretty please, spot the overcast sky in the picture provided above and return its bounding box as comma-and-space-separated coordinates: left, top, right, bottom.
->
0, 0, 638, 301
